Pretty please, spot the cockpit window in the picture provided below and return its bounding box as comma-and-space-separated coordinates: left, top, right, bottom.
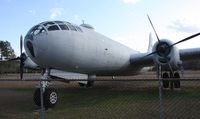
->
28, 21, 83, 34
40, 28, 46, 33
75, 26, 83, 32
48, 25, 60, 31
43, 22, 55, 27
54, 21, 64, 24
30, 25, 47, 35
42, 22, 60, 31
68, 24, 77, 31
64, 22, 71, 25
59, 24, 69, 30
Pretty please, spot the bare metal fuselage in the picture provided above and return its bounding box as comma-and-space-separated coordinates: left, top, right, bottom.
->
25, 26, 142, 75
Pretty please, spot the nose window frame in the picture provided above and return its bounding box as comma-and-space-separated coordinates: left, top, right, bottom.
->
28, 25, 47, 37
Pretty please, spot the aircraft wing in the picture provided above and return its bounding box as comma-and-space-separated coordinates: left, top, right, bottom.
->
130, 53, 154, 67
130, 48, 200, 67
179, 48, 200, 62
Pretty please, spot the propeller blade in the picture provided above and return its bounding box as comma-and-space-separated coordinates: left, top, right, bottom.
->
19, 53, 27, 80
20, 35, 23, 55
147, 15, 160, 42
7, 35, 25, 79
20, 35, 24, 80
169, 32, 200, 48
144, 50, 158, 57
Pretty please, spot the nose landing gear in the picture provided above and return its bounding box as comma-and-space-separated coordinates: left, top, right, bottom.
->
162, 72, 181, 89
33, 69, 58, 109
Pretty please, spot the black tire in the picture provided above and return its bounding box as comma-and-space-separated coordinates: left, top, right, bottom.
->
86, 81, 94, 88
33, 88, 41, 106
174, 72, 180, 88
79, 83, 86, 88
163, 80, 169, 88
162, 73, 169, 88
79, 81, 94, 88
33, 88, 58, 108
43, 88, 58, 108
174, 80, 180, 88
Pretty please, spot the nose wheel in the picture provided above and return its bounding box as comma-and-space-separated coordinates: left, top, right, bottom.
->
34, 88, 58, 109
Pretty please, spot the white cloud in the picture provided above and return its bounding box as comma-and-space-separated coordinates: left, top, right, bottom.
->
168, 20, 199, 33
49, 8, 64, 20
122, 0, 140, 4
28, 10, 36, 15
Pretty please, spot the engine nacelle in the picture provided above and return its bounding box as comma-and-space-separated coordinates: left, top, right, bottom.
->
24, 56, 39, 69
152, 39, 182, 69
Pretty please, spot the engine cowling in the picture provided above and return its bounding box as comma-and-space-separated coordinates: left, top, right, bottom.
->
23, 56, 39, 69
152, 39, 182, 69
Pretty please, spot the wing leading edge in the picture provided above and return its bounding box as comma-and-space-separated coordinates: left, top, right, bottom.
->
130, 48, 200, 67
179, 48, 200, 62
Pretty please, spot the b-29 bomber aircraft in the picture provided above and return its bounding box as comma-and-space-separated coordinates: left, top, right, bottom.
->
8, 16, 200, 109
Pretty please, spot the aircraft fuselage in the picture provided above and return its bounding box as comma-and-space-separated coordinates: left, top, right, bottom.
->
24, 21, 141, 75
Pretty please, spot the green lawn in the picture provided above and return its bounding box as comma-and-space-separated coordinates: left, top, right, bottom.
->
0, 81, 200, 119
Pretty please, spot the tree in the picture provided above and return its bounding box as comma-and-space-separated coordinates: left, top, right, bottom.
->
0, 40, 16, 58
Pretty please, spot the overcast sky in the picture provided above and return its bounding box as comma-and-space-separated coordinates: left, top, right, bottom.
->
0, 0, 200, 55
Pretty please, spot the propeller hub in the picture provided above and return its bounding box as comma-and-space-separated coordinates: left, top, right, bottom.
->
156, 41, 171, 57
21, 53, 27, 62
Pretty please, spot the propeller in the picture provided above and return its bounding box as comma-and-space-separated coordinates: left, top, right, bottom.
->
9, 35, 26, 79
146, 15, 200, 57
146, 15, 200, 89
145, 32, 200, 57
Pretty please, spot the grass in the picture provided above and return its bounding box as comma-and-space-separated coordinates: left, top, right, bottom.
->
46, 86, 200, 119
0, 74, 200, 119
48, 88, 160, 119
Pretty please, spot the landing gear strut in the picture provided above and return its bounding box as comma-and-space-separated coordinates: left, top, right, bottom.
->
78, 75, 96, 88
33, 69, 58, 109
